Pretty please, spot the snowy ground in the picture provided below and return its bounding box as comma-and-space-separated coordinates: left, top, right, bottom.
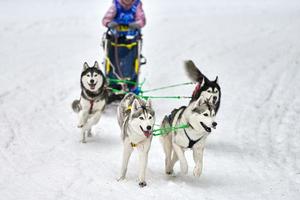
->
0, 0, 300, 199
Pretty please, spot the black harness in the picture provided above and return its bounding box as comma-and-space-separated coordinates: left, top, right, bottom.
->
184, 129, 204, 148
169, 106, 204, 149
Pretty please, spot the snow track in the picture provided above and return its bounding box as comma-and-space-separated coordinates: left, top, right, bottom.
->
0, 0, 299, 199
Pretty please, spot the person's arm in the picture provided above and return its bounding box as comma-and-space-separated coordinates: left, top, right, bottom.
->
102, 4, 117, 27
134, 2, 146, 28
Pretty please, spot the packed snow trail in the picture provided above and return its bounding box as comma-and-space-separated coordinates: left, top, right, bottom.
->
0, 0, 299, 199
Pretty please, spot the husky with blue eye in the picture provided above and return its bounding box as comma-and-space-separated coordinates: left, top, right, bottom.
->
160, 96, 217, 177
71, 61, 108, 143
117, 93, 155, 187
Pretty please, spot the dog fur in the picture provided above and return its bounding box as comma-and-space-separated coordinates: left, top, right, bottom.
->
117, 93, 155, 187
160, 96, 217, 177
72, 61, 108, 143
185, 60, 221, 114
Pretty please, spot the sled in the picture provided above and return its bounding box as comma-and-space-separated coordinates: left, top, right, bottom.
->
102, 25, 146, 102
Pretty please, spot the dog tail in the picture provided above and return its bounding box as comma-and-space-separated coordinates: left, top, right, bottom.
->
184, 60, 204, 83
71, 99, 81, 113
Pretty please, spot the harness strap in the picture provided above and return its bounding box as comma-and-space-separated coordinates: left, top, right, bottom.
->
89, 100, 94, 114
184, 129, 203, 148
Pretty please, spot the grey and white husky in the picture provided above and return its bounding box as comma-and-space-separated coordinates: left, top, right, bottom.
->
72, 61, 108, 143
117, 93, 155, 187
160, 96, 217, 177
185, 60, 221, 114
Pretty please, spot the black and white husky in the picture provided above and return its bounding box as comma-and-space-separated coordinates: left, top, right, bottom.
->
117, 93, 155, 187
185, 60, 221, 114
72, 61, 108, 143
160, 96, 217, 177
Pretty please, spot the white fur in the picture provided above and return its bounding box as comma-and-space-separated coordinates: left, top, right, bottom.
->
75, 61, 106, 143
117, 96, 155, 187
77, 97, 105, 143
160, 97, 216, 177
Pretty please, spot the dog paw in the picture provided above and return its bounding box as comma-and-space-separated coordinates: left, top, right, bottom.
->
77, 124, 84, 128
81, 139, 86, 143
193, 166, 202, 177
138, 181, 147, 187
166, 169, 174, 175
117, 176, 125, 181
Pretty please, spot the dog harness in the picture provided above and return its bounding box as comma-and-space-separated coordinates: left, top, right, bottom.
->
89, 100, 94, 114
184, 129, 204, 148
170, 107, 204, 149
114, 0, 140, 25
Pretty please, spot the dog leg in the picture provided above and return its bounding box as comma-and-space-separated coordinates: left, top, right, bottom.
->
137, 140, 151, 187
118, 138, 133, 181
78, 110, 88, 128
82, 111, 102, 133
87, 129, 92, 137
81, 129, 86, 143
193, 144, 204, 177
170, 150, 178, 171
172, 142, 188, 175
161, 134, 173, 174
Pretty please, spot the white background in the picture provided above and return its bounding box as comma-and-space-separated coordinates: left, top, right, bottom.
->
0, 0, 299, 199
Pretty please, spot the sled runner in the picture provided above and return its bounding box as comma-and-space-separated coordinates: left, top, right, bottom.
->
102, 25, 146, 103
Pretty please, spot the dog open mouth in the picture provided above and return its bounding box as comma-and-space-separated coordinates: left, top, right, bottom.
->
140, 126, 152, 138
88, 83, 97, 90
200, 122, 211, 133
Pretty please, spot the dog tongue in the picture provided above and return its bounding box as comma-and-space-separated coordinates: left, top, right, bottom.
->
143, 131, 151, 138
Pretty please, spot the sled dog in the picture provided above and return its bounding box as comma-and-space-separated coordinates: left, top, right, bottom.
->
185, 60, 221, 114
117, 93, 155, 187
160, 96, 217, 177
72, 61, 107, 143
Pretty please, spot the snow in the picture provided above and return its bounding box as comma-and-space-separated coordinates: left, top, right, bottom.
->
0, 0, 300, 199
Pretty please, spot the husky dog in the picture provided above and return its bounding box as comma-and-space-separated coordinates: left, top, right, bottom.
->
117, 93, 155, 187
160, 96, 217, 177
72, 61, 108, 143
185, 60, 221, 114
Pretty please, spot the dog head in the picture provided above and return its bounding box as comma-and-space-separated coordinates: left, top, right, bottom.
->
184, 60, 221, 112
81, 61, 105, 93
129, 98, 155, 138
185, 97, 217, 133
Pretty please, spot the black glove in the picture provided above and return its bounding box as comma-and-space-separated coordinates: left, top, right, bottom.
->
107, 21, 118, 29
128, 22, 140, 30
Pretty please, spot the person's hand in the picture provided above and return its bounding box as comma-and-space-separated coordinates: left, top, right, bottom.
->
128, 22, 140, 30
107, 21, 118, 29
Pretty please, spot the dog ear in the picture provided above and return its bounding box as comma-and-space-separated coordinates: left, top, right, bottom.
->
145, 99, 152, 108
132, 99, 141, 112
94, 61, 100, 69
184, 60, 204, 83
83, 62, 89, 71
215, 76, 219, 84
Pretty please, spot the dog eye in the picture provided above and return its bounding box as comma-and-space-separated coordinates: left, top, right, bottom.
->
203, 113, 208, 116
149, 116, 152, 119
87, 74, 90, 77
94, 74, 98, 77
139, 117, 144, 120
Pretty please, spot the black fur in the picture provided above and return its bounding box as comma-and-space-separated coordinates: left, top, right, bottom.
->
80, 66, 108, 101
185, 60, 221, 114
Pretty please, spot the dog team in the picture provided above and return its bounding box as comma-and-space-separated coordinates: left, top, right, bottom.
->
71, 60, 221, 187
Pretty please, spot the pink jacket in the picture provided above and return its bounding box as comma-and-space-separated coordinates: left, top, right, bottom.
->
102, 0, 146, 28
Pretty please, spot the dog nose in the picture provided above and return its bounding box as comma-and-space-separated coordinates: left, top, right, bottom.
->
212, 122, 217, 127
213, 96, 217, 101
146, 126, 152, 130
90, 79, 95, 84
